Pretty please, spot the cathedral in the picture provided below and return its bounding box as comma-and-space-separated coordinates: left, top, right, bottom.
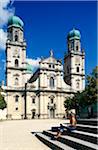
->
5, 15, 85, 119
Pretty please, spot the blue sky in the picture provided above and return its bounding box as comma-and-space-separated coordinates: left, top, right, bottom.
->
0, 1, 97, 84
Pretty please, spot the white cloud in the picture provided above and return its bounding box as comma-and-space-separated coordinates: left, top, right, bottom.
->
0, 0, 14, 50
0, 29, 7, 49
26, 58, 41, 68
0, 0, 15, 27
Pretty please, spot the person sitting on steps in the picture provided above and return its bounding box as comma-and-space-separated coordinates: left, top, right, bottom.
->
66, 112, 77, 131
54, 112, 77, 139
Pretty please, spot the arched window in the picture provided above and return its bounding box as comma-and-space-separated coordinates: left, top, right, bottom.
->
53, 64, 55, 68
14, 31, 18, 42
76, 67, 79, 72
76, 79, 80, 89
15, 59, 19, 67
49, 64, 51, 68
15, 95, 19, 102
71, 41, 74, 49
15, 34, 18, 41
76, 82, 80, 89
32, 98, 35, 104
15, 77, 19, 85
76, 45, 79, 51
51, 98, 54, 104
50, 77, 54, 88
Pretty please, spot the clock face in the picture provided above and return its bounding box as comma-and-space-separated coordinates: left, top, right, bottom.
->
75, 57, 80, 64
14, 49, 19, 56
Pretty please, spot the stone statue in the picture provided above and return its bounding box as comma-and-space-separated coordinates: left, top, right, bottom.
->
50, 49, 53, 57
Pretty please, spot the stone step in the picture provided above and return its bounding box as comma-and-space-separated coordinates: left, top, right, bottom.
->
62, 123, 97, 136
51, 124, 97, 144
77, 119, 98, 126
36, 133, 75, 150
43, 130, 98, 150
63, 129, 98, 144
52, 123, 97, 134
76, 124, 97, 134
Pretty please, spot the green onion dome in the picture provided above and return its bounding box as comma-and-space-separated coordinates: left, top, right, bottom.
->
26, 63, 33, 73
67, 28, 81, 40
8, 15, 24, 28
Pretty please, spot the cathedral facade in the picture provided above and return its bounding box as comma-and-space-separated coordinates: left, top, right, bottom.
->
6, 16, 85, 119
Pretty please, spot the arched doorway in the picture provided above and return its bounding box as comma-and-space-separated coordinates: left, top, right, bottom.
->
47, 95, 56, 118
32, 109, 36, 119
50, 107, 55, 118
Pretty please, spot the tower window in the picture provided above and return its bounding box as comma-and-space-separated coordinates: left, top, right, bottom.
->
15, 77, 19, 85
76, 67, 79, 72
15, 35, 18, 42
76, 45, 79, 51
76, 79, 80, 89
71, 41, 74, 49
15, 107, 18, 111
15, 95, 19, 102
53, 64, 55, 68
49, 64, 55, 68
49, 64, 51, 68
15, 59, 19, 67
32, 98, 35, 104
76, 82, 80, 89
50, 77, 55, 88
51, 99, 54, 104
15, 31, 18, 42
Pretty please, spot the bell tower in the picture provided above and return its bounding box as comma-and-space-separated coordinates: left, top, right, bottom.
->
6, 15, 26, 119
6, 15, 26, 88
64, 28, 85, 92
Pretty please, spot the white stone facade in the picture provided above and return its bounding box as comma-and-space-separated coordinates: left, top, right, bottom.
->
5, 16, 85, 119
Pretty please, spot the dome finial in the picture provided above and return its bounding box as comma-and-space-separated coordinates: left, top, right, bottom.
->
73, 26, 75, 31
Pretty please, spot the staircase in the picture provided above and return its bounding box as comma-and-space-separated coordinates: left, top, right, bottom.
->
36, 119, 98, 150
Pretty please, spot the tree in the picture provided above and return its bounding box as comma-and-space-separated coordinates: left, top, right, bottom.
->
83, 67, 97, 106
0, 87, 6, 110
64, 97, 74, 110
0, 93, 6, 110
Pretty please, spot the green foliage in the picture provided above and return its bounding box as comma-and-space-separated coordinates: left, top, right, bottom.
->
0, 93, 6, 110
64, 67, 97, 111
64, 97, 74, 110
0, 87, 6, 110
84, 67, 97, 106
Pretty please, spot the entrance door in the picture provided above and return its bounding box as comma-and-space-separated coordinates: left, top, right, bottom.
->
32, 109, 36, 119
50, 108, 55, 118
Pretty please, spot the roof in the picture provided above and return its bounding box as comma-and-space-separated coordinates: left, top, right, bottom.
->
8, 15, 24, 29
67, 28, 81, 40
